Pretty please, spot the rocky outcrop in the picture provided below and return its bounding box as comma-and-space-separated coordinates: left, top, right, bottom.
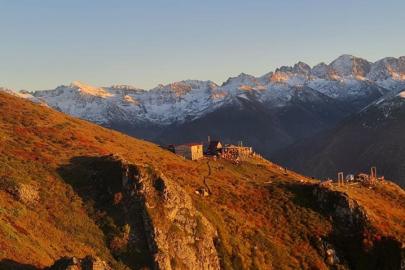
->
141, 173, 220, 270
12, 183, 40, 205
46, 256, 111, 270
107, 155, 220, 270
314, 186, 371, 230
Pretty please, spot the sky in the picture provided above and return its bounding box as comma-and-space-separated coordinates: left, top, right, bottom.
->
1, 0, 405, 91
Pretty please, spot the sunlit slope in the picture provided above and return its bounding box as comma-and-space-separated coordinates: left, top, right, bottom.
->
1, 92, 405, 270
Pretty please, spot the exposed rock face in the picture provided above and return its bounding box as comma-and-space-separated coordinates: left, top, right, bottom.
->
103, 155, 220, 270
141, 173, 220, 270
46, 256, 111, 270
314, 187, 370, 230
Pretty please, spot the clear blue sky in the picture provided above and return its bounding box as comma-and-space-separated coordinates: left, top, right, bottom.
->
1, 0, 404, 91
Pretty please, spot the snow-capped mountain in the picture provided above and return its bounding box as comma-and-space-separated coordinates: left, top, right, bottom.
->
1, 54, 405, 157
329, 54, 371, 77
0, 87, 34, 99
31, 80, 229, 127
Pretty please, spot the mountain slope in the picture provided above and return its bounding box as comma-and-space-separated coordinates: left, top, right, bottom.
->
155, 95, 294, 157
275, 85, 354, 141
273, 89, 405, 188
2, 91, 405, 269
156, 85, 354, 157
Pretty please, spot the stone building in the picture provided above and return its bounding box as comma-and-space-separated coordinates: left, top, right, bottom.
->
175, 143, 204, 160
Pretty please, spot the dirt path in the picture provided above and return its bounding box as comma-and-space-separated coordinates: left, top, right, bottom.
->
203, 160, 212, 194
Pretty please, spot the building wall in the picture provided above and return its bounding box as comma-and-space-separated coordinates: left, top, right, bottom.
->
175, 145, 203, 160
191, 145, 203, 160
175, 145, 192, 160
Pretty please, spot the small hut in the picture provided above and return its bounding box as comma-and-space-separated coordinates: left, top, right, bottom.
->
175, 143, 203, 160
207, 141, 222, 155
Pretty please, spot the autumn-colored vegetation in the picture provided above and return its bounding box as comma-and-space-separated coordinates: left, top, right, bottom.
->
1, 91, 405, 269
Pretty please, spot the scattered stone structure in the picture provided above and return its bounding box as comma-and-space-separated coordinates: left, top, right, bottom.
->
220, 144, 253, 160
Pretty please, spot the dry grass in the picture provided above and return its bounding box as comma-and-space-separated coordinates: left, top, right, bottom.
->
1, 92, 405, 270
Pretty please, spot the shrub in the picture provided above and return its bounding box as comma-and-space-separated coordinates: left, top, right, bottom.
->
0, 175, 20, 191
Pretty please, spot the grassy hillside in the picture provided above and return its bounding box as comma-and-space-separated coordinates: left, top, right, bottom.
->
1, 91, 405, 269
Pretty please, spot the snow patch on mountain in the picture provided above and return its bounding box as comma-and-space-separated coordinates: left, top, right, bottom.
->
123, 95, 141, 105
69, 81, 114, 98
0, 87, 34, 99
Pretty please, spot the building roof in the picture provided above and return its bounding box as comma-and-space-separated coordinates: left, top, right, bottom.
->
207, 141, 221, 151
178, 143, 202, 147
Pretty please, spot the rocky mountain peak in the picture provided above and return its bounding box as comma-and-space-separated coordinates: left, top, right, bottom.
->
155, 80, 218, 98
271, 63, 311, 84
330, 54, 371, 77
367, 56, 405, 81
312, 62, 338, 79
293, 61, 312, 76
236, 72, 258, 83
275, 65, 292, 73
67, 81, 114, 98
222, 72, 258, 87
69, 80, 88, 89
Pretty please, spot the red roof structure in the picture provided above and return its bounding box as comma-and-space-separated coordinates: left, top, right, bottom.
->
182, 143, 202, 147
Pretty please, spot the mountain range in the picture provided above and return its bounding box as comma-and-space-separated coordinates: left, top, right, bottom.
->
2, 54, 405, 162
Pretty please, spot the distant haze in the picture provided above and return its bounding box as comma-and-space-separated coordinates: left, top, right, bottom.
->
1, 0, 405, 91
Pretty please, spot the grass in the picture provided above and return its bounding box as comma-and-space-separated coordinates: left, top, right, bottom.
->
1, 92, 405, 269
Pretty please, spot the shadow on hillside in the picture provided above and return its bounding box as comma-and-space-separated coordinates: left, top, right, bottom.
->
282, 182, 323, 212
57, 155, 154, 270
0, 259, 40, 270
57, 156, 109, 201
